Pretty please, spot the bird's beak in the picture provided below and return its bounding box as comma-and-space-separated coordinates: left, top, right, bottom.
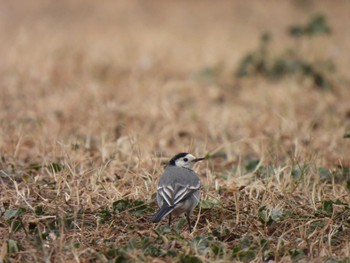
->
192, 157, 205, 163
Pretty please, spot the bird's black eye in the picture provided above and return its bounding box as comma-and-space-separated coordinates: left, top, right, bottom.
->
183, 158, 188, 162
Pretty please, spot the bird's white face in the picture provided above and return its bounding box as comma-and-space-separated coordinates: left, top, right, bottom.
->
174, 154, 197, 169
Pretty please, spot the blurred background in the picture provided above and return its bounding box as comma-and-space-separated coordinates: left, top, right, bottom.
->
0, 0, 349, 167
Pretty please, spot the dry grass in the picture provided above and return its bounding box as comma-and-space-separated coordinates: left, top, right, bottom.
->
1, 1, 350, 262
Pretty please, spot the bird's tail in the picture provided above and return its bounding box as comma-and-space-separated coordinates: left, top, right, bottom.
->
151, 204, 174, 223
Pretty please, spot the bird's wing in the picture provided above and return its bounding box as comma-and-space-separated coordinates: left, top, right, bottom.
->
173, 182, 200, 205
157, 166, 201, 207
157, 182, 200, 207
157, 185, 175, 207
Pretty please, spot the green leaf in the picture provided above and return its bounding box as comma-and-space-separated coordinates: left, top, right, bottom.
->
126, 237, 137, 250
270, 58, 288, 79
98, 209, 112, 223
157, 224, 171, 235
106, 247, 128, 261
115, 254, 129, 263
270, 208, 283, 221
322, 199, 348, 215
74, 243, 81, 248
190, 236, 213, 255
322, 200, 334, 214
112, 199, 129, 212
112, 199, 149, 214
212, 226, 231, 240
319, 167, 332, 181
130, 200, 149, 214
291, 165, 309, 179
105, 248, 118, 259
264, 250, 275, 261
167, 249, 178, 257
193, 64, 223, 84
259, 237, 268, 250
200, 198, 221, 209
4, 208, 26, 220
175, 218, 187, 233
179, 254, 202, 263
235, 54, 254, 77
324, 258, 347, 263
310, 221, 325, 228
258, 206, 271, 224
140, 237, 163, 257
289, 25, 304, 37
8, 239, 20, 253
211, 241, 225, 257
231, 236, 257, 261
47, 162, 64, 173
11, 220, 25, 233
232, 246, 257, 261
289, 248, 305, 261
261, 32, 272, 44
313, 72, 332, 90
258, 206, 283, 225
26, 163, 43, 171
245, 159, 260, 173
256, 165, 275, 178
305, 14, 331, 36
35, 205, 45, 216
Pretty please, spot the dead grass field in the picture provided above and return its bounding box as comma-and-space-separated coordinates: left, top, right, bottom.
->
1, 1, 350, 262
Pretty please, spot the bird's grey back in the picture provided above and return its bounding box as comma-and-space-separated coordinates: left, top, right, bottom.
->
159, 165, 200, 187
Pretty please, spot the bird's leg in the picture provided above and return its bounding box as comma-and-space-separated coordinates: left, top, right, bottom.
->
186, 213, 192, 232
168, 213, 172, 226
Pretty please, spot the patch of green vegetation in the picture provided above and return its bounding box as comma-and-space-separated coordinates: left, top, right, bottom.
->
4, 207, 26, 234
236, 14, 335, 90
35, 205, 45, 216
321, 199, 349, 216
179, 254, 202, 263
193, 63, 224, 85
200, 197, 221, 209
25, 162, 65, 173
254, 165, 276, 179
258, 206, 284, 225
335, 166, 350, 189
324, 258, 350, 263
7, 239, 20, 254
47, 162, 65, 173
185, 235, 228, 260
98, 199, 152, 223
288, 248, 306, 261
212, 226, 236, 242
319, 165, 350, 189
130, 237, 164, 257
288, 14, 331, 37
231, 236, 258, 262
244, 159, 260, 173
291, 164, 310, 179
103, 236, 168, 261
318, 167, 332, 181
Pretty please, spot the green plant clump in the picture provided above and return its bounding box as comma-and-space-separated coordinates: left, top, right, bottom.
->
236, 14, 335, 90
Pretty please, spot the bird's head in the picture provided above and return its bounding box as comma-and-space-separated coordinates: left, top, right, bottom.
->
169, 152, 205, 169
